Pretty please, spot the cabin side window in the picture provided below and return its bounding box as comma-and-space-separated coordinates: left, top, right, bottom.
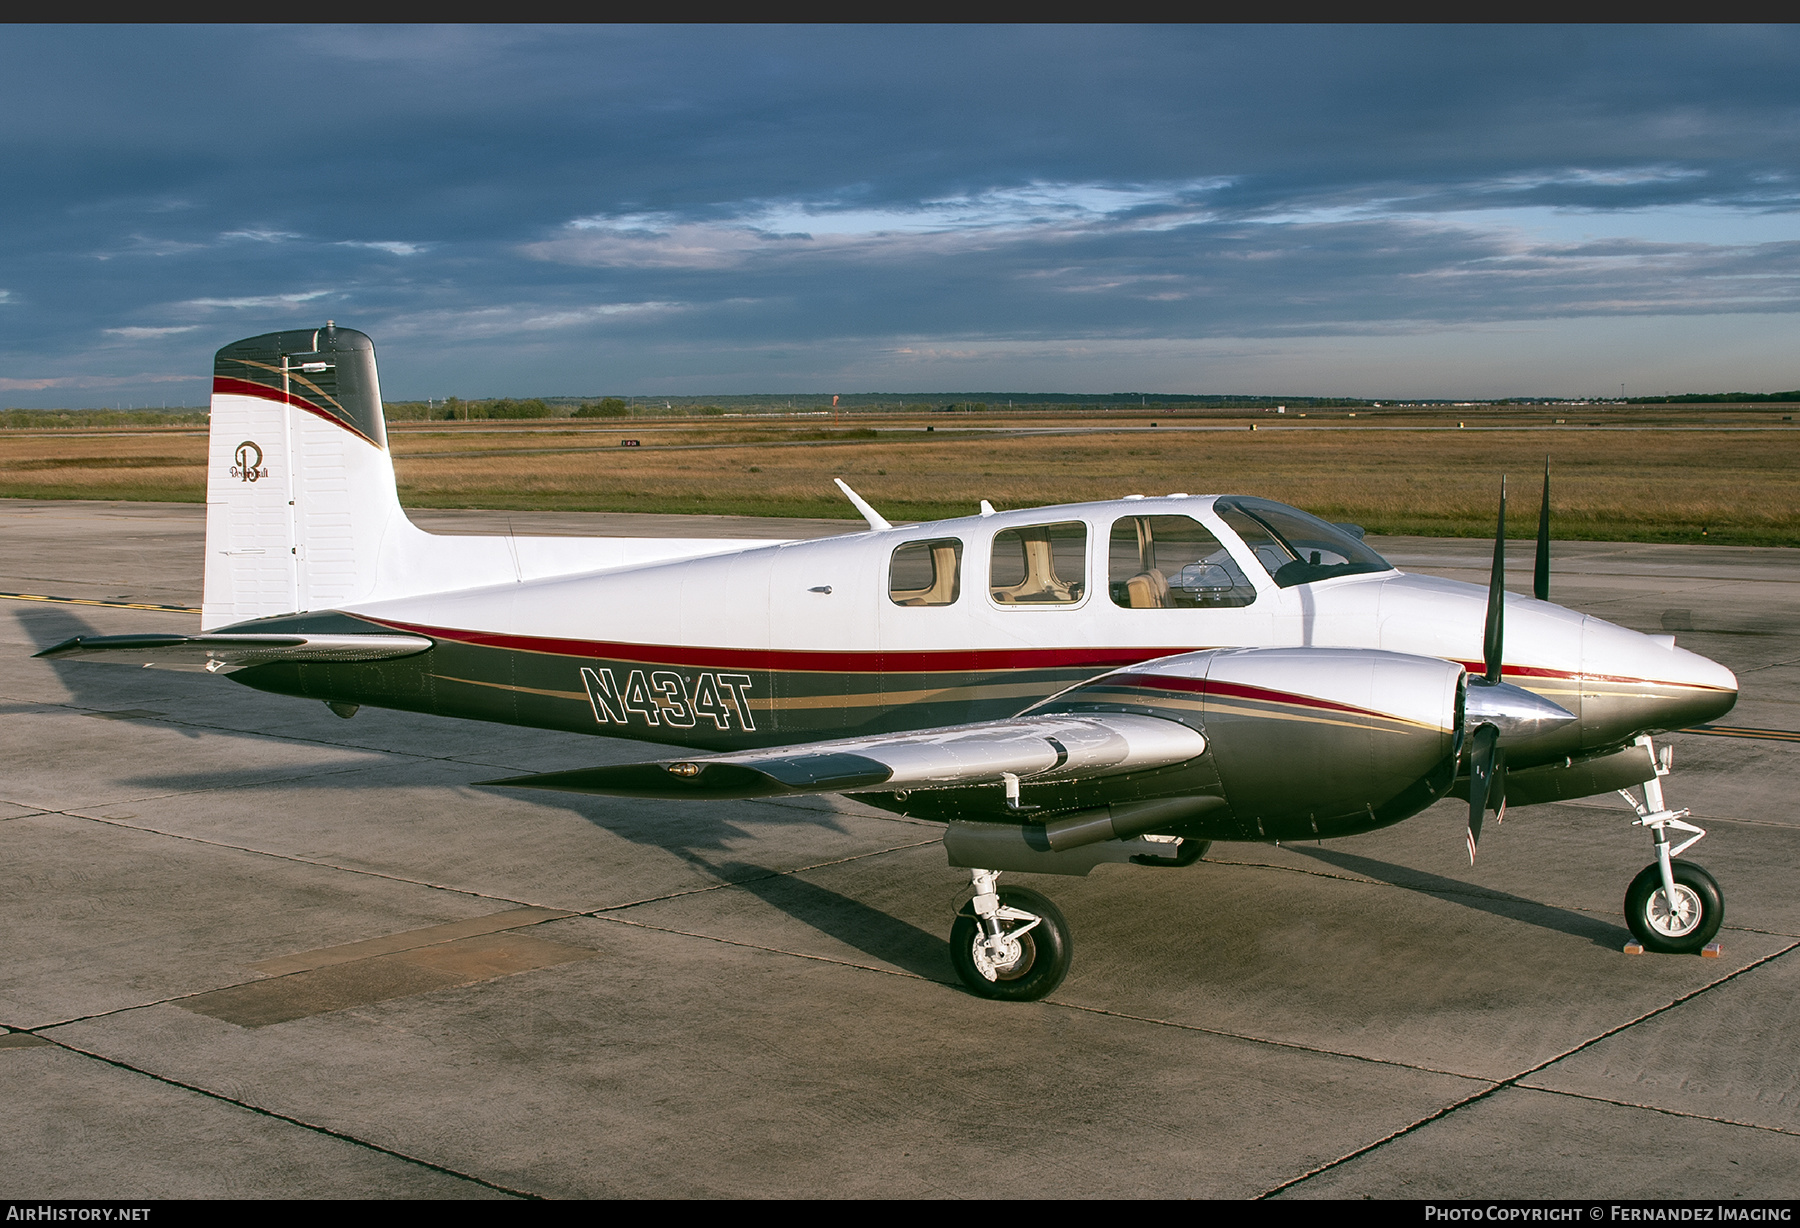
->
889, 538, 963, 607
1108, 515, 1257, 609
990, 521, 1087, 605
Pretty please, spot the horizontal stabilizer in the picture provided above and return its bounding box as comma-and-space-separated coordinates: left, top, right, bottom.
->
481, 712, 1205, 799
34, 632, 433, 674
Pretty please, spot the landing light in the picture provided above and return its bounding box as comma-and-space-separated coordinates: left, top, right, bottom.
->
668, 762, 701, 777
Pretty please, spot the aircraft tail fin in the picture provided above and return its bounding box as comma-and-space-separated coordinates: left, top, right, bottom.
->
203, 323, 411, 630
201, 323, 779, 631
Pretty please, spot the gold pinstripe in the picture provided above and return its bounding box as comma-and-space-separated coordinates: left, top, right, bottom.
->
227, 356, 348, 416
432, 673, 1055, 712
1069, 686, 1447, 734
435, 675, 586, 702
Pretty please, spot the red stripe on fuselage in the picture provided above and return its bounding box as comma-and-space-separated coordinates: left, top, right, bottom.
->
212, 377, 383, 449
360, 616, 1195, 675
342, 620, 1709, 697
1450, 659, 1730, 692
1097, 670, 1390, 720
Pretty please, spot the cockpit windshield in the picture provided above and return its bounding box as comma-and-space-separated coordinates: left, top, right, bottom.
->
1212, 497, 1392, 588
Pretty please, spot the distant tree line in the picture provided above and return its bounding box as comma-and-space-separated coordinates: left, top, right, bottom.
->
0, 408, 208, 428
574, 398, 630, 417
377, 395, 1396, 418
384, 397, 638, 421
382, 396, 745, 420
1625, 391, 1800, 404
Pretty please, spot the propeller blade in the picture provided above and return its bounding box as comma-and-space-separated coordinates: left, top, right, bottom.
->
1466, 722, 1500, 863
1483, 477, 1506, 685
1534, 456, 1551, 602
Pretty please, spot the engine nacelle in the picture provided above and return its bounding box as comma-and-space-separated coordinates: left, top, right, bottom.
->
1031, 646, 1465, 841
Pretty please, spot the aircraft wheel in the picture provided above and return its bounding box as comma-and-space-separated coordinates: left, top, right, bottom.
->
1625, 860, 1723, 954
950, 887, 1071, 1002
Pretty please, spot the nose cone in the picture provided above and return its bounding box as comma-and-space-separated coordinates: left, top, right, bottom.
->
1580, 617, 1738, 743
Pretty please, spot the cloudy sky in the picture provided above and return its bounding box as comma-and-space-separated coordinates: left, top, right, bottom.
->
4, 25, 1799, 405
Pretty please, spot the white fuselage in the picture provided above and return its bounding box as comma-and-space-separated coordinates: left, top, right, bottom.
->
327, 495, 1734, 756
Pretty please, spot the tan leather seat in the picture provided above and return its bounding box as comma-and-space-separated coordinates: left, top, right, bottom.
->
1125, 569, 1170, 609
892, 542, 961, 606
991, 535, 1075, 603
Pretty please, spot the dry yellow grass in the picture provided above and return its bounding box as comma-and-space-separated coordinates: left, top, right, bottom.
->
0, 428, 207, 502
4, 412, 1796, 544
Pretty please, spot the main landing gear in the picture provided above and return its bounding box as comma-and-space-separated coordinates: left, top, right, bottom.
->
950, 869, 1072, 1000
1618, 736, 1724, 954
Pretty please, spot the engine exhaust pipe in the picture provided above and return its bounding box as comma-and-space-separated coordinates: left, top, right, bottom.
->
944, 794, 1230, 877
1040, 795, 1227, 851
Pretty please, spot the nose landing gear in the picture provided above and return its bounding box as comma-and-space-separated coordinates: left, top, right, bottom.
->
1618, 736, 1724, 954
1625, 860, 1722, 951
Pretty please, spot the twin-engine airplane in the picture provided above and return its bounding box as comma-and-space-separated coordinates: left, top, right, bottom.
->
41, 325, 1739, 1000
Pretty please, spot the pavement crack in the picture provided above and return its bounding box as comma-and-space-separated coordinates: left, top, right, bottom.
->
1515, 1083, 1800, 1139
1038, 999, 1501, 1081
595, 913, 941, 983
44, 697, 593, 768
24, 1033, 539, 1199
1553, 799, 1800, 831
588, 837, 943, 913
1719, 923, 1800, 939
39, 805, 940, 944
18, 909, 595, 1033
1213, 854, 1609, 911
1254, 937, 1800, 1198
44, 808, 547, 908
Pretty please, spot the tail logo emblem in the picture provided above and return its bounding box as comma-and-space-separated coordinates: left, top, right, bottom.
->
230, 440, 269, 483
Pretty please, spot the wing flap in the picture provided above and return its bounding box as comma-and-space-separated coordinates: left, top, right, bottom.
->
35, 632, 434, 673
481, 713, 1205, 799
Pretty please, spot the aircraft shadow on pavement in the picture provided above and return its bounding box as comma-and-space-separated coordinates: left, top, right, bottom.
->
11, 602, 151, 657
522, 787, 915, 865
11, 605, 207, 741
100, 756, 873, 855
15, 607, 885, 853
1289, 844, 1630, 949
671, 855, 951, 983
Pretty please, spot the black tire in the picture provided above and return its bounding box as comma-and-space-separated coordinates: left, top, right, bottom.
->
1625, 860, 1723, 954
949, 886, 1072, 1001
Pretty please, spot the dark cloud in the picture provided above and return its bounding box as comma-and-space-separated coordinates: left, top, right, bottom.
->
3, 25, 1799, 401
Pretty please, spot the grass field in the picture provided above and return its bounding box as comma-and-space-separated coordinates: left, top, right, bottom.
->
3, 404, 1796, 544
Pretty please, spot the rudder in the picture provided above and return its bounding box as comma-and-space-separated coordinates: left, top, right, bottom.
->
203, 322, 408, 630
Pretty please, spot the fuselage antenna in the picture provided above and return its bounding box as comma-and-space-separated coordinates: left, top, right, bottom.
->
834, 478, 892, 532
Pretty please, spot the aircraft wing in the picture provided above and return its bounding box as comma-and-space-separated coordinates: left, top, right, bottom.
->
34, 632, 434, 673
480, 712, 1207, 800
